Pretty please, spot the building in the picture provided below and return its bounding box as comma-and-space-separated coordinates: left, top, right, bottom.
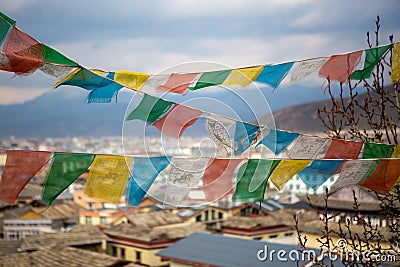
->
104, 222, 207, 266
157, 232, 348, 267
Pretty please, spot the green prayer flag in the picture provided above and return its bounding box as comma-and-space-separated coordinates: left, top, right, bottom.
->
362, 142, 395, 159
232, 159, 280, 202
42, 44, 79, 66
126, 94, 174, 123
351, 44, 392, 80
0, 16, 11, 46
189, 70, 231, 90
0, 12, 16, 26
42, 153, 94, 205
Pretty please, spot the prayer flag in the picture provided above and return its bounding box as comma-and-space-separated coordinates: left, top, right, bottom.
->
391, 145, 400, 158
0, 150, 52, 205
152, 104, 203, 138
297, 160, 344, 191
391, 42, 400, 84
361, 159, 400, 194
330, 160, 378, 192
233, 122, 259, 156
255, 62, 294, 89
0, 12, 16, 26
269, 160, 312, 190
84, 155, 133, 203
114, 70, 150, 91
0, 14, 12, 46
361, 142, 395, 159
203, 158, 244, 202
351, 44, 392, 80
256, 129, 299, 155
0, 27, 43, 74
42, 153, 94, 205
39, 63, 76, 80
289, 57, 328, 85
287, 135, 330, 159
232, 159, 280, 202
164, 157, 209, 206
157, 73, 200, 94
190, 70, 231, 90
126, 156, 171, 206
323, 139, 363, 159
319, 51, 363, 83
41, 44, 78, 66
125, 94, 174, 123
223, 66, 264, 87
206, 116, 235, 154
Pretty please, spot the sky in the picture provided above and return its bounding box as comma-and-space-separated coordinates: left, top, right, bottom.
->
1, 0, 400, 105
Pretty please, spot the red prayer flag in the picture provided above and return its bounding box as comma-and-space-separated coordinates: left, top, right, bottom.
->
361, 159, 400, 194
0, 150, 52, 205
157, 73, 200, 95
319, 51, 363, 83
152, 104, 203, 138
324, 139, 363, 159
0, 27, 43, 74
203, 158, 244, 202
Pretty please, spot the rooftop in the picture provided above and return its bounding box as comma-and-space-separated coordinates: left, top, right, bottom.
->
126, 210, 183, 227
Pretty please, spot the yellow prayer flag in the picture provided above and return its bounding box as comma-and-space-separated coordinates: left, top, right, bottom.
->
114, 70, 150, 91
269, 160, 312, 190
391, 42, 400, 84
223, 66, 264, 87
391, 144, 400, 158
52, 68, 80, 89
84, 155, 133, 203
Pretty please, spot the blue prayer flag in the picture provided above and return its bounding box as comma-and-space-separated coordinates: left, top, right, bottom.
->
126, 156, 171, 206
255, 62, 294, 89
257, 129, 299, 154
297, 160, 344, 191
233, 122, 259, 156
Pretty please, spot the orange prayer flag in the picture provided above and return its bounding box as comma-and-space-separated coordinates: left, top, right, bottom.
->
319, 51, 363, 83
361, 159, 400, 194
323, 139, 363, 159
0, 150, 52, 205
152, 104, 203, 138
203, 158, 244, 202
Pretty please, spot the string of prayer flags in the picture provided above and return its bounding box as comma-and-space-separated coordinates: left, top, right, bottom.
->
84, 155, 133, 203
206, 116, 235, 155
163, 157, 209, 206
233, 122, 260, 156
125, 156, 171, 206
287, 135, 330, 159
323, 139, 363, 159
232, 159, 280, 202
256, 129, 299, 155
41, 44, 78, 67
0, 150, 52, 205
0, 12, 14, 45
153, 104, 203, 138
297, 159, 344, 191
202, 158, 244, 202
42, 153, 94, 205
0, 27, 43, 75
269, 160, 312, 190
351, 44, 392, 80
319, 51, 363, 84
156, 73, 200, 95
255, 62, 294, 89
361, 159, 400, 194
114, 70, 150, 91
288, 57, 328, 85
223, 66, 264, 87
330, 160, 379, 193
391, 42, 400, 84
361, 142, 396, 159
189, 70, 231, 91
125, 94, 174, 123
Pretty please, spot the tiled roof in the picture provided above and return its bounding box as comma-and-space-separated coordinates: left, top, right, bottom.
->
32, 203, 79, 221
0, 239, 20, 256
105, 222, 207, 243
0, 247, 129, 267
300, 195, 382, 212
18, 226, 105, 251
126, 210, 183, 227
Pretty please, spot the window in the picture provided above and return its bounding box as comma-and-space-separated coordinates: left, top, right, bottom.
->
253, 237, 262, 240
135, 251, 142, 263
204, 210, 209, 221
218, 212, 223, 220
211, 210, 215, 220
120, 248, 126, 259
88, 202, 94, 210
284, 232, 294, 237
196, 215, 202, 222
111, 246, 117, 257
100, 217, 107, 224
85, 216, 92, 225
269, 234, 278, 239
